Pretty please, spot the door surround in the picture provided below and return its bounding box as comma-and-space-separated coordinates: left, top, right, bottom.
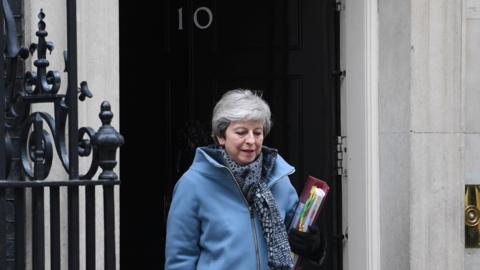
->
341, 0, 380, 269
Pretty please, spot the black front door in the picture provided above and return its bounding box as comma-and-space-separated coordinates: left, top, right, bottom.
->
120, 0, 341, 269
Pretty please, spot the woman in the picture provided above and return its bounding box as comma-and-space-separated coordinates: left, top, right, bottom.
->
165, 89, 325, 270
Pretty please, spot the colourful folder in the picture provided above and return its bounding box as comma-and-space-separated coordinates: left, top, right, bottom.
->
289, 176, 330, 268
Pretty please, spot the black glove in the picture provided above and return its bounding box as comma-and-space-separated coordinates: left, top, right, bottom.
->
288, 225, 326, 262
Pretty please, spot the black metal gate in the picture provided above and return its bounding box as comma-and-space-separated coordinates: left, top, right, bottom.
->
0, 0, 123, 269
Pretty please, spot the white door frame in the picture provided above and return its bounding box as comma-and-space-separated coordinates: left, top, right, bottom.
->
341, 0, 380, 269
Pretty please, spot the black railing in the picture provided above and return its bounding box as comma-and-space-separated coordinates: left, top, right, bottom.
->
0, 0, 123, 269
0, 179, 121, 270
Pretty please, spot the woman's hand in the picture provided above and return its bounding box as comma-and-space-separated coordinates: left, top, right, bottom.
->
288, 225, 326, 262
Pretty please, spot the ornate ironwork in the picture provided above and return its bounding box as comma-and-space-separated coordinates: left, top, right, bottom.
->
0, 2, 123, 269
93, 101, 124, 180
3, 9, 123, 181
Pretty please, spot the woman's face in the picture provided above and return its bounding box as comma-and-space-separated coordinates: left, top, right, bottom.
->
218, 120, 264, 165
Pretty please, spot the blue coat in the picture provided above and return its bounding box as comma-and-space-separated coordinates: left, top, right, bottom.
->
165, 146, 298, 270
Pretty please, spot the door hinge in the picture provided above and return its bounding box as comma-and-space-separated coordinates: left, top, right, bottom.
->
335, 0, 345, 12
336, 136, 347, 176
332, 70, 346, 78
335, 226, 349, 243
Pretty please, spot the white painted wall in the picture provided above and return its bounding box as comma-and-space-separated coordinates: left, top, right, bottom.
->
463, 0, 480, 268
24, 0, 119, 269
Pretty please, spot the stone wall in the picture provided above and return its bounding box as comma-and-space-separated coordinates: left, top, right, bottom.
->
378, 1, 411, 269
379, 0, 469, 269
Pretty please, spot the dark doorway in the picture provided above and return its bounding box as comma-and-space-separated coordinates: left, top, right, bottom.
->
120, 0, 341, 269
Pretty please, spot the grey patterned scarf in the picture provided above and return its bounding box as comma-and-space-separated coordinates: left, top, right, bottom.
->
222, 149, 293, 270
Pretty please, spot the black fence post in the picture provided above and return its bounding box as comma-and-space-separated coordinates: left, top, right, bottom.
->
50, 186, 60, 270
85, 186, 96, 269
0, 1, 7, 269
94, 101, 123, 270
66, 0, 80, 269
0, 190, 5, 270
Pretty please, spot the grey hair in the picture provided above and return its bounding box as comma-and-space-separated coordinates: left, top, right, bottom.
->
211, 89, 272, 144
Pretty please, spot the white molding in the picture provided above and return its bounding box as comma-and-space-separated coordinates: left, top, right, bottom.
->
364, 0, 381, 269
342, 0, 380, 269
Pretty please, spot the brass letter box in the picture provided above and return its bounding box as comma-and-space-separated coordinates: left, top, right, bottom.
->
465, 185, 480, 248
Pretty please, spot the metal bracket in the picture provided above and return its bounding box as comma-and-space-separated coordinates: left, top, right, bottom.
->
336, 136, 347, 176
332, 70, 346, 78
336, 0, 345, 12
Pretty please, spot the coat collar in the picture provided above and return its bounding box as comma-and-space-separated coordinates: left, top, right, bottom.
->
192, 145, 295, 187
